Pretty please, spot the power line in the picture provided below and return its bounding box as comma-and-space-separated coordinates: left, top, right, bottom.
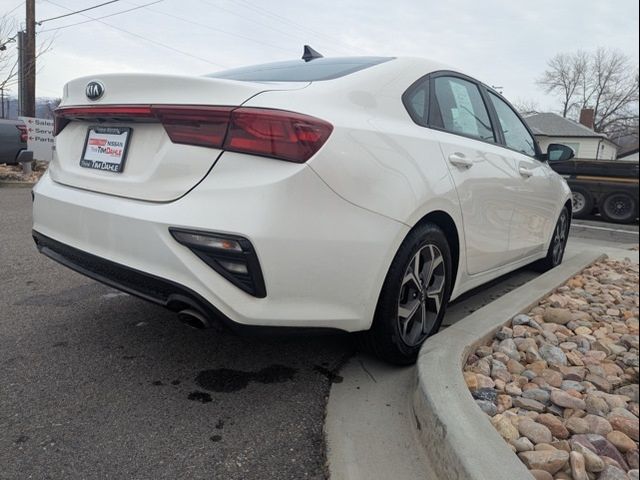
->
231, 0, 355, 55
42, 0, 227, 67
37, 0, 120, 25
121, 2, 297, 55
197, 0, 350, 55
4, 1, 24, 17
38, 0, 163, 33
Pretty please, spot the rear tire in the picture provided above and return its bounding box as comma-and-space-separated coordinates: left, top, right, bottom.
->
570, 187, 593, 219
532, 206, 570, 272
356, 223, 452, 365
599, 192, 637, 224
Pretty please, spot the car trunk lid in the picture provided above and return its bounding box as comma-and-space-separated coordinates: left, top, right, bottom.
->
51, 73, 308, 201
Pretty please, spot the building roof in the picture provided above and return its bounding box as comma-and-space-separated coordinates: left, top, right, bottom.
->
619, 147, 639, 158
524, 112, 608, 139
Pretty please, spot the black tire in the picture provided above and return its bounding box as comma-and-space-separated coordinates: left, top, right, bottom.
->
356, 223, 453, 365
532, 206, 570, 272
599, 192, 637, 224
570, 186, 593, 219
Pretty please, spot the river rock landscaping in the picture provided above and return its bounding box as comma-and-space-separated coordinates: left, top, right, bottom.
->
464, 258, 639, 480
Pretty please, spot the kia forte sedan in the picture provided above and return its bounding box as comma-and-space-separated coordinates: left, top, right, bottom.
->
33, 53, 573, 364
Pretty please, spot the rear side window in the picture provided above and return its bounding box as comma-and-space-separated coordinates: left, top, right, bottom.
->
432, 76, 494, 142
487, 92, 537, 157
207, 57, 393, 82
403, 78, 430, 126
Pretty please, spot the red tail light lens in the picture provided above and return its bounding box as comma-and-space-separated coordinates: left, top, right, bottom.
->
151, 106, 232, 148
54, 105, 332, 163
16, 124, 28, 143
225, 108, 333, 163
54, 106, 153, 136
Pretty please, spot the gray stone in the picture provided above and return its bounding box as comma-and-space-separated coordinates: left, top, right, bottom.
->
523, 388, 551, 405
539, 344, 568, 366
562, 380, 586, 392
615, 384, 639, 403
472, 388, 498, 403
475, 399, 497, 416
511, 436, 535, 452
513, 396, 547, 413
599, 465, 630, 480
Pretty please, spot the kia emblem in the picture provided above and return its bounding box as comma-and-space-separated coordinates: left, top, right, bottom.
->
86, 81, 105, 101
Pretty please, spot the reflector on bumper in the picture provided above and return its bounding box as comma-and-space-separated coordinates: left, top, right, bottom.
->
169, 228, 266, 298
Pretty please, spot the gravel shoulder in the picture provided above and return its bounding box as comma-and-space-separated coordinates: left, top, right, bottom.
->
465, 258, 639, 480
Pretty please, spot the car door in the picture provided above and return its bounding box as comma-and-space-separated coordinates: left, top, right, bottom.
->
485, 90, 558, 259
429, 74, 522, 275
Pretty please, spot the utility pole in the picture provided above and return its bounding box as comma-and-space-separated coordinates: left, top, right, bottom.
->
23, 0, 36, 117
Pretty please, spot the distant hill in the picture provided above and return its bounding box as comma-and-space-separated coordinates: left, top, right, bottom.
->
1, 96, 60, 120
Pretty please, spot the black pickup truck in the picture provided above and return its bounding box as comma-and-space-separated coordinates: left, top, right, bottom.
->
548, 158, 639, 224
0, 119, 30, 165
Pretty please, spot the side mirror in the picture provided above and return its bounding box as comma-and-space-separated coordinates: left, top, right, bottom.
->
546, 143, 575, 162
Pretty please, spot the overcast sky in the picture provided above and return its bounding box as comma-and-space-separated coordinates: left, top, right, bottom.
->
2, 0, 639, 112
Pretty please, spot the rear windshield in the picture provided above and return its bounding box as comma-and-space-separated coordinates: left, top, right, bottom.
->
206, 57, 393, 82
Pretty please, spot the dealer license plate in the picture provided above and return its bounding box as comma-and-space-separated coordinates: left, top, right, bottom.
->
80, 126, 131, 173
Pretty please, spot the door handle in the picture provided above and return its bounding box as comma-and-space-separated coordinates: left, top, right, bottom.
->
519, 166, 534, 178
448, 153, 473, 168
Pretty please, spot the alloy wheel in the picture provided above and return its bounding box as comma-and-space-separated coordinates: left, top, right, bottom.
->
552, 210, 568, 265
397, 244, 446, 347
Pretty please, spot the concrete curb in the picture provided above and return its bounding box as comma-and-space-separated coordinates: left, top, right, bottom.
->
0, 180, 35, 188
413, 251, 605, 480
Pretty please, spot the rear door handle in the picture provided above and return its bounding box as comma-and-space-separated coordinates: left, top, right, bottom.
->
519, 166, 534, 178
448, 153, 473, 168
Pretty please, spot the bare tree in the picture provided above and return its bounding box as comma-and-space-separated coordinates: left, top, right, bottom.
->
537, 51, 587, 118
580, 48, 639, 133
537, 48, 639, 135
512, 98, 540, 117
1, 14, 55, 117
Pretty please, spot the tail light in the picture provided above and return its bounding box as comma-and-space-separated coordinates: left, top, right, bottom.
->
224, 108, 332, 163
54, 105, 333, 163
16, 124, 28, 143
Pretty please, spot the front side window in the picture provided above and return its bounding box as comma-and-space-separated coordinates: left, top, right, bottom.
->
488, 92, 536, 157
432, 76, 494, 142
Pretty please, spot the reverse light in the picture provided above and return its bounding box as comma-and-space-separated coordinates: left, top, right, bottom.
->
170, 230, 243, 253
169, 228, 266, 298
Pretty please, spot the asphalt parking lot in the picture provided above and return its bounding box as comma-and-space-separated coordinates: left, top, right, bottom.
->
0, 187, 637, 479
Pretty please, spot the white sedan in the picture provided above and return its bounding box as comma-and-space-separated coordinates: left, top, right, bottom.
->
33, 52, 573, 364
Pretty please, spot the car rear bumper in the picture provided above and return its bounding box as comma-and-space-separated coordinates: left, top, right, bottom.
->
33, 153, 408, 331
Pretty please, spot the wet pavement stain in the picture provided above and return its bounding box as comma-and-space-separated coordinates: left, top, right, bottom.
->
15, 435, 29, 444
52, 342, 68, 348
195, 364, 297, 393
151, 381, 164, 386
171, 380, 181, 385
209, 435, 222, 442
312, 365, 344, 384
187, 391, 212, 403
215, 419, 224, 429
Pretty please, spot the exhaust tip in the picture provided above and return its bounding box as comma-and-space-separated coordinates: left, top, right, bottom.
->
177, 309, 210, 330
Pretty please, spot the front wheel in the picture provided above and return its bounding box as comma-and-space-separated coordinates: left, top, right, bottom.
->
599, 192, 637, 224
532, 206, 570, 272
356, 223, 452, 365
